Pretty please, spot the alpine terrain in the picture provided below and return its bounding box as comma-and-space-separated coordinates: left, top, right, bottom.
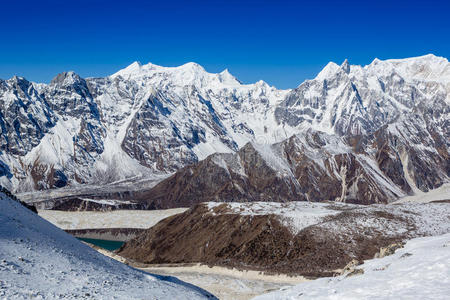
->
1, 54, 448, 208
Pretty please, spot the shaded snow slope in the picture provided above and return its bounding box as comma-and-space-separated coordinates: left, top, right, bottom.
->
0, 193, 215, 299
255, 233, 450, 300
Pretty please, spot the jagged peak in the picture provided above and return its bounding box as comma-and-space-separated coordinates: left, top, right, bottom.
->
371, 57, 381, 65
218, 68, 241, 85
10, 75, 28, 83
316, 61, 342, 80
50, 71, 83, 86
316, 59, 352, 80
125, 61, 143, 72
219, 68, 231, 76
341, 59, 350, 74
111, 61, 145, 78
255, 79, 268, 86
7, 76, 33, 90
129, 61, 142, 67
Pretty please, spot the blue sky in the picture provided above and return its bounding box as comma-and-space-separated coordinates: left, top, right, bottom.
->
0, 0, 449, 89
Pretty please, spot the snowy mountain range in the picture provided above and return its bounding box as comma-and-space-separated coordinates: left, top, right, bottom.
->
0, 54, 449, 202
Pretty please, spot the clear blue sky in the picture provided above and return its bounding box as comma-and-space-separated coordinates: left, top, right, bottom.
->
0, 0, 449, 89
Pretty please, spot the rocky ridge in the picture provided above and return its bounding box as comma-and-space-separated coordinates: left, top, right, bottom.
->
117, 201, 450, 277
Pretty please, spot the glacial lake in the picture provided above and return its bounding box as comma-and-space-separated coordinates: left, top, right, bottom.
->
77, 237, 124, 251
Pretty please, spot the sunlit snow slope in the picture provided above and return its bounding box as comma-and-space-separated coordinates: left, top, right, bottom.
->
0, 193, 215, 299
255, 233, 450, 300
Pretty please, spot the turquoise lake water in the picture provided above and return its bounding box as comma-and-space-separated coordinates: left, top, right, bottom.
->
77, 237, 124, 251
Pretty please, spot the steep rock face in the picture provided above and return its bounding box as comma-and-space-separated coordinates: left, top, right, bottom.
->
120, 90, 202, 172
0, 77, 56, 156
134, 130, 417, 207
44, 72, 106, 173
133, 142, 302, 209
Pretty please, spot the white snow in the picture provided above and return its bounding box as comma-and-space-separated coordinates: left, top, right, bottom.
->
206, 201, 341, 234
255, 233, 450, 300
0, 193, 214, 299
206, 199, 450, 237
395, 183, 450, 204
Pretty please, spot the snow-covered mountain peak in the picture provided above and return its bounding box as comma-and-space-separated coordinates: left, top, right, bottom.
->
218, 68, 241, 85
10, 75, 26, 82
7, 76, 34, 88
178, 61, 206, 71
219, 68, 231, 75
50, 71, 84, 86
111, 61, 144, 78
370, 57, 382, 65
315, 61, 347, 81
111, 60, 270, 91
386, 53, 445, 63
310, 54, 450, 88
276, 53, 450, 137
340, 59, 351, 74
253, 79, 271, 88
365, 54, 450, 83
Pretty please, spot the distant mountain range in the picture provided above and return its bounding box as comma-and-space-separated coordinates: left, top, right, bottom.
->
1, 54, 448, 204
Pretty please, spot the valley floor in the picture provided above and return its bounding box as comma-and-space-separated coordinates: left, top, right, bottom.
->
140, 264, 306, 300
92, 246, 307, 300
38, 208, 187, 230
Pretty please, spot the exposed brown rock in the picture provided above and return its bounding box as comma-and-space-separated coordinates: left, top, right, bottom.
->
346, 268, 364, 277
339, 259, 362, 276
130, 129, 435, 209
118, 203, 414, 277
374, 242, 405, 258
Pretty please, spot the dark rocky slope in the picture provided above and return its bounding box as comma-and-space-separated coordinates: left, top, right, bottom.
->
118, 201, 450, 277
131, 124, 448, 207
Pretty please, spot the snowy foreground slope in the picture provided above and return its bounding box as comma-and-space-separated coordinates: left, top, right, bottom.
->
255, 233, 450, 300
0, 193, 215, 299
